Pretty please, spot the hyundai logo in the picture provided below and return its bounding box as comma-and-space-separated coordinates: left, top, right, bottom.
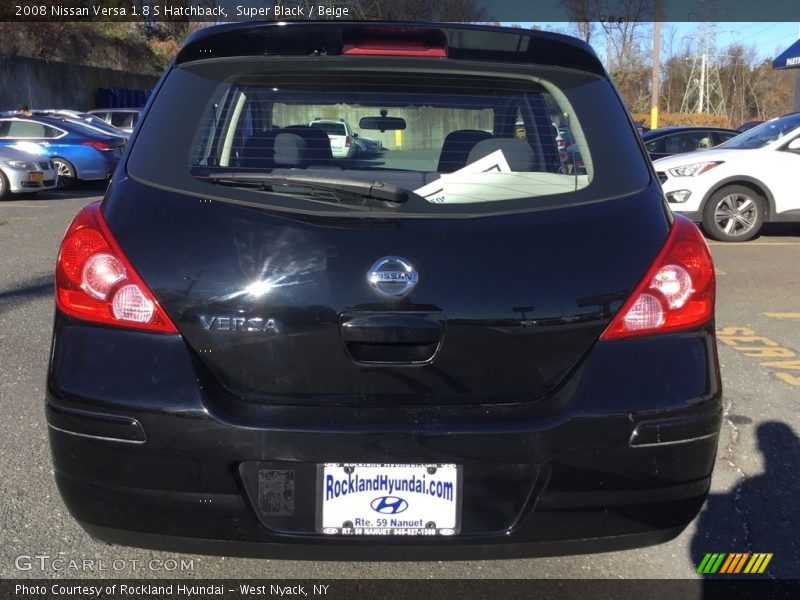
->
370, 495, 409, 515
367, 256, 418, 297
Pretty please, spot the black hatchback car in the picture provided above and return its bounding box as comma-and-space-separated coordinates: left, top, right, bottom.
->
47, 22, 721, 559
641, 126, 740, 161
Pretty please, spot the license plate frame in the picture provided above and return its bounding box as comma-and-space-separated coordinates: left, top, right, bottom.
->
317, 463, 461, 537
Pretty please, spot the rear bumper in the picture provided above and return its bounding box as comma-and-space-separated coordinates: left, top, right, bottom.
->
76, 519, 693, 561
70, 151, 120, 181
47, 314, 722, 559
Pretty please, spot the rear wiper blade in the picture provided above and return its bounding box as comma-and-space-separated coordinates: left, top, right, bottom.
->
205, 172, 408, 204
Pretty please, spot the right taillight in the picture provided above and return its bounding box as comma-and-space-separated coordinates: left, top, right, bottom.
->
600, 215, 715, 340
82, 140, 115, 152
55, 202, 178, 334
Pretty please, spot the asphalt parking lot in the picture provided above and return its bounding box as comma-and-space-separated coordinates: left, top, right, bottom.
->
1, 187, 798, 580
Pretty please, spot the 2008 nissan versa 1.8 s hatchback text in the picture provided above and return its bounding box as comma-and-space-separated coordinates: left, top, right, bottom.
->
47, 22, 722, 560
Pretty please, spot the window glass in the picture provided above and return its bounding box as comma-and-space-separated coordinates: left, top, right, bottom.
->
128, 61, 651, 215
110, 113, 134, 128
309, 121, 347, 136
189, 73, 586, 203
720, 113, 800, 149
7, 121, 47, 138
663, 131, 713, 154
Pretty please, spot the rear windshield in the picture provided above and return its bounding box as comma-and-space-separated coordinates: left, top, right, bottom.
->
718, 113, 800, 150
310, 121, 347, 136
127, 58, 649, 216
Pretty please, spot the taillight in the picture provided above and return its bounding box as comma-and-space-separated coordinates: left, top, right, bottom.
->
342, 41, 447, 57
342, 28, 448, 57
55, 203, 178, 334
345, 136, 352, 147
600, 215, 715, 340
82, 140, 115, 151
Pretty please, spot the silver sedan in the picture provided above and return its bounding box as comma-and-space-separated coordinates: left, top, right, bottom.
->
0, 145, 58, 200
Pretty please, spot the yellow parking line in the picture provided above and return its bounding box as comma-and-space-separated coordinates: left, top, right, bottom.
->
717, 326, 800, 388
764, 313, 800, 320
714, 268, 726, 275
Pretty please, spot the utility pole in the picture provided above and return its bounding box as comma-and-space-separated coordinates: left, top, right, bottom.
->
650, 0, 661, 129
600, 17, 620, 73
680, 23, 727, 116
699, 51, 706, 113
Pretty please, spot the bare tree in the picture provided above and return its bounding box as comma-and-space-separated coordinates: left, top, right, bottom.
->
561, 0, 596, 43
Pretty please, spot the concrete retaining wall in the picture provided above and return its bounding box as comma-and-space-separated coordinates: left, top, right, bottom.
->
0, 56, 159, 112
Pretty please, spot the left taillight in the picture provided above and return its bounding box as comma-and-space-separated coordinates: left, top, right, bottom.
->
55, 203, 178, 334
600, 215, 715, 340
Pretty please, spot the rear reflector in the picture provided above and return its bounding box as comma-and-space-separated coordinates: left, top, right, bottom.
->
55, 203, 178, 334
600, 215, 715, 340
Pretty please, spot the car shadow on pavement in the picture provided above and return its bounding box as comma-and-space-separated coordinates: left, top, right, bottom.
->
756, 223, 800, 239
7, 181, 108, 202
690, 421, 800, 580
0, 274, 53, 315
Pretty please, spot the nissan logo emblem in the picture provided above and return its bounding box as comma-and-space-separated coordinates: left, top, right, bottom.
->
367, 256, 418, 297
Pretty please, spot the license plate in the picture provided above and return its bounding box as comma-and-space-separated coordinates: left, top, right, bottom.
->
319, 463, 461, 536
29, 172, 44, 182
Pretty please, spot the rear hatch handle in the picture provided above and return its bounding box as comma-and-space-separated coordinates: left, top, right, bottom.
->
340, 312, 445, 364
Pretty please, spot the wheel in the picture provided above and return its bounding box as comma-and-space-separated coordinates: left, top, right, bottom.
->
0, 170, 10, 200
52, 158, 76, 189
702, 185, 765, 242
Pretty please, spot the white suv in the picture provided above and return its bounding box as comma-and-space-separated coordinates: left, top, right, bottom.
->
655, 112, 800, 241
308, 118, 355, 159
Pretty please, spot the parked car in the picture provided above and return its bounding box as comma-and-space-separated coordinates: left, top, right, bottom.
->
0, 116, 125, 187
642, 126, 739, 161
32, 110, 131, 139
735, 119, 764, 133
656, 112, 800, 241
1, 109, 131, 140
353, 134, 382, 157
47, 22, 721, 559
0, 145, 57, 199
87, 108, 141, 134
308, 118, 356, 159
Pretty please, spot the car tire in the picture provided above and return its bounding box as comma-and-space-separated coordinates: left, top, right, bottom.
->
52, 158, 77, 189
702, 185, 766, 242
0, 171, 10, 200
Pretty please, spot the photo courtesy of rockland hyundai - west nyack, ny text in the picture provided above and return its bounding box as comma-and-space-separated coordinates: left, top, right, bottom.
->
1, 1, 800, 599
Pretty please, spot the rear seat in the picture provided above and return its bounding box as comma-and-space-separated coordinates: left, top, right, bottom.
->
436, 129, 493, 173
467, 138, 535, 171
239, 128, 280, 169
277, 126, 334, 167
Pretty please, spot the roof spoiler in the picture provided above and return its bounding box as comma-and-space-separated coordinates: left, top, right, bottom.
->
176, 22, 605, 76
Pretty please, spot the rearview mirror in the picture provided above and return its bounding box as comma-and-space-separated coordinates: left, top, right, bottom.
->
359, 116, 406, 131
